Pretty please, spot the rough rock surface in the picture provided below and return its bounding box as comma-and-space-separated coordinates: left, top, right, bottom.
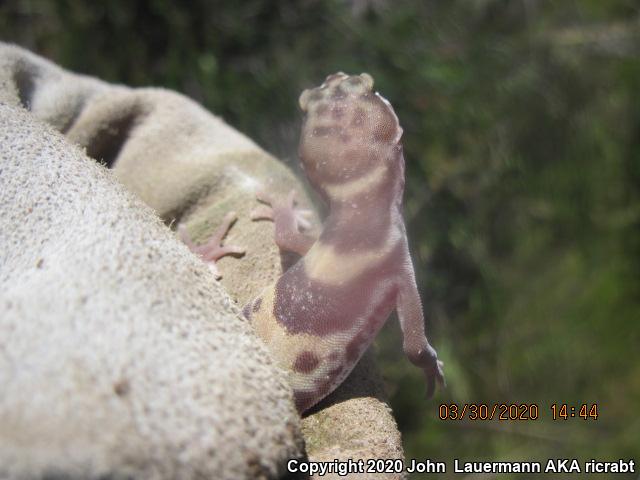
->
0, 42, 405, 479
0, 101, 304, 479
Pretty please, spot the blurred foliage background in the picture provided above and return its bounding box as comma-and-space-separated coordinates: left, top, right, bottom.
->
1, 0, 639, 477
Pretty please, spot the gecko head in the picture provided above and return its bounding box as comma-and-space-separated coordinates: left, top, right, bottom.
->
298, 72, 404, 201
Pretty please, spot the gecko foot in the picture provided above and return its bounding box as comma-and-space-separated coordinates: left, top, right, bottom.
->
405, 342, 446, 398
178, 211, 245, 279
250, 189, 315, 256
250, 189, 313, 230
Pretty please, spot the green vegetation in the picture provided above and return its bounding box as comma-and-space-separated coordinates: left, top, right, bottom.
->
2, 1, 638, 477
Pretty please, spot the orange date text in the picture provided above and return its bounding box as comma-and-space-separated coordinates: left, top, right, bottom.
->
439, 403, 540, 421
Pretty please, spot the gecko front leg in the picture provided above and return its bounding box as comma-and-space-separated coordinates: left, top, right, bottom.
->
396, 260, 445, 397
178, 211, 245, 279
250, 189, 316, 256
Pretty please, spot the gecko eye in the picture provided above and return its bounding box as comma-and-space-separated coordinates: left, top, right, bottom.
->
299, 90, 310, 111
344, 73, 374, 91
299, 88, 323, 111
359, 73, 374, 90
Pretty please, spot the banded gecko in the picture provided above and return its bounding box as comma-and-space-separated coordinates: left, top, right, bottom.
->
181, 72, 445, 413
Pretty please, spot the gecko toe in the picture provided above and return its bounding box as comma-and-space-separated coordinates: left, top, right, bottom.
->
436, 360, 446, 387
250, 204, 274, 221
424, 358, 445, 398
255, 189, 275, 205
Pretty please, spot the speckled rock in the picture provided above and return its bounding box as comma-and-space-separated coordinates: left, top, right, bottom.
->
0, 101, 305, 479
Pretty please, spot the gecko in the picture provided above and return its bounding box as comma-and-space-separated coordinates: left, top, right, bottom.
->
180, 72, 445, 414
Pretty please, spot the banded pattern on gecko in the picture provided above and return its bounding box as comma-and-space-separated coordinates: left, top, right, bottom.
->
183, 72, 444, 414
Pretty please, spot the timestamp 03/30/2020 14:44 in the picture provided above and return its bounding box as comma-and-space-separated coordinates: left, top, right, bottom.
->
438, 403, 599, 421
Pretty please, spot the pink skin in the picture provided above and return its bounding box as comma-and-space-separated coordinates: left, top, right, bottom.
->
266, 189, 445, 409
178, 212, 245, 279
290, 72, 445, 407
250, 189, 315, 256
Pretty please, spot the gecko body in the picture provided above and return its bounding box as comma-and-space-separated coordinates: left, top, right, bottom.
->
244, 73, 444, 413
183, 73, 444, 413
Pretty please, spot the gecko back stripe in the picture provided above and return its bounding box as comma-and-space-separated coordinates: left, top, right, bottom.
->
272, 242, 404, 336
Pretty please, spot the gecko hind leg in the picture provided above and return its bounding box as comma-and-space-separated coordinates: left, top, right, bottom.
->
250, 189, 316, 256
178, 211, 245, 279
